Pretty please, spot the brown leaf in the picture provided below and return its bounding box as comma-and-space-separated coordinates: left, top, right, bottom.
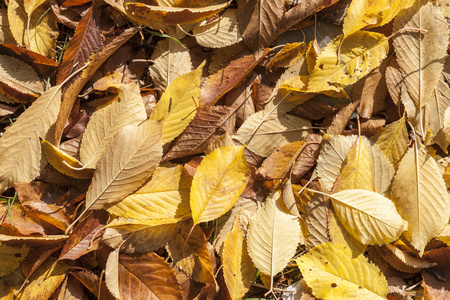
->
21, 242, 64, 278
237, 0, 285, 55
291, 134, 322, 183
118, 252, 182, 299
0, 204, 46, 236
200, 49, 268, 106
69, 269, 115, 300
422, 247, 450, 299
326, 100, 361, 135
59, 210, 108, 260
56, 6, 101, 85
163, 105, 234, 161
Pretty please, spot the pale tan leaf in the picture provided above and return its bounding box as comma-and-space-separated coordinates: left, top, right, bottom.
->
107, 164, 191, 220
193, 9, 242, 48
393, 1, 448, 106
80, 82, 147, 168
8, 0, 58, 57
367, 141, 395, 195
329, 189, 408, 245
247, 192, 301, 279
316, 135, 357, 192
385, 57, 402, 105
302, 191, 330, 249
376, 244, 436, 273
373, 115, 409, 169
296, 242, 388, 300
223, 217, 255, 300
0, 9, 15, 44
0, 55, 43, 98
105, 247, 120, 299
0, 85, 61, 192
149, 38, 192, 90
84, 119, 162, 212
103, 219, 180, 254
233, 109, 311, 157
429, 70, 450, 152
391, 143, 450, 255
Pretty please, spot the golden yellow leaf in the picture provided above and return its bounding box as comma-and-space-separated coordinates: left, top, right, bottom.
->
280, 75, 309, 92
296, 242, 388, 300
393, 0, 448, 106
328, 189, 407, 245
0, 9, 15, 44
333, 136, 375, 192
307, 31, 389, 94
20, 257, 68, 300
193, 8, 242, 48
343, 0, 416, 37
149, 38, 192, 90
0, 243, 29, 276
267, 42, 306, 69
190, 146, 249, 225
391, 143, 450, 255
437, 225, 450, 246
0, 85, 61, 192
373, 115, 408, 169
150, 61, 204, 143
41, 139, 93, 180
7, 0, 58, 57
247, 192, 301, 290
80, 82, 147, 168
107, 164, 191, 220
223, 217, 255, 300
83, 119, 162, 213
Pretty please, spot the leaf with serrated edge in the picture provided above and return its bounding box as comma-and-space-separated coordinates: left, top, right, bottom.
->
307, 31, 389, 93
329, 189, 407, 245
0, 85, 61, 192
296, 242, 388, 300
233, 109, 311, 157
223, 217, 255, 300
193, 8, 241, 48
102, 219, 180, 253
191, 146, 249, 225
84, 119, 162, 212
105, 247, 120, 299
376, 244, 436, 273
149, 38, 192, 90
0, 55, 43, 98
373, 115, 408, 169
393, 1, 448, 106
107, 164, 191, 220
247, 192, 301, 283
367, 140, 394, 195
118, 252, 182, 299
391, 143, 450, 255
80, 82, 147, 168
316, 135, 357, 192
41, 139, 93, 180
343, 0, 415, 37
150, 62, 203, 143
333, 136, 375, 192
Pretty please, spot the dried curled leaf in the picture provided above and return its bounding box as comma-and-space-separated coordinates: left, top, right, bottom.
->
296, 242, 388, 300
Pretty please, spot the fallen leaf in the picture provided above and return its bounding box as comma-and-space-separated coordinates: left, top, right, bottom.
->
0, 243, 29, 276
296, 242, 388, 300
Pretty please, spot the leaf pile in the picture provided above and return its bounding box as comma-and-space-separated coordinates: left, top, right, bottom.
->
0, 0, 450, 299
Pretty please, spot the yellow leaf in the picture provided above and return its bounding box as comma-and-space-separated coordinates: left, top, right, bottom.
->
329, 189, 408, 245
80, 82, 147, 168
391, 143, 450, 255
20, 257, 68, 300
267, 42, 306, 69
83, 119, 162, 213
296, 242, 388, 300
150, 61, 204, 143
8, 0, 58, 57
246, 192, 301, 290
41, 140, 93, 180
107, 164, 192, 220
223, 217, 255, 300
193, 8, 242, 48
0, 243, 29, 277
0, 85, 61, 192
373, 115, 408, 169
307, 31, 389, 94
333, 136, 375, 192
393, 1, 448, 106
190, 146, 249, 225
343, 0, 416, 37
437, 225, 450, 246
280, 75, 309, 92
